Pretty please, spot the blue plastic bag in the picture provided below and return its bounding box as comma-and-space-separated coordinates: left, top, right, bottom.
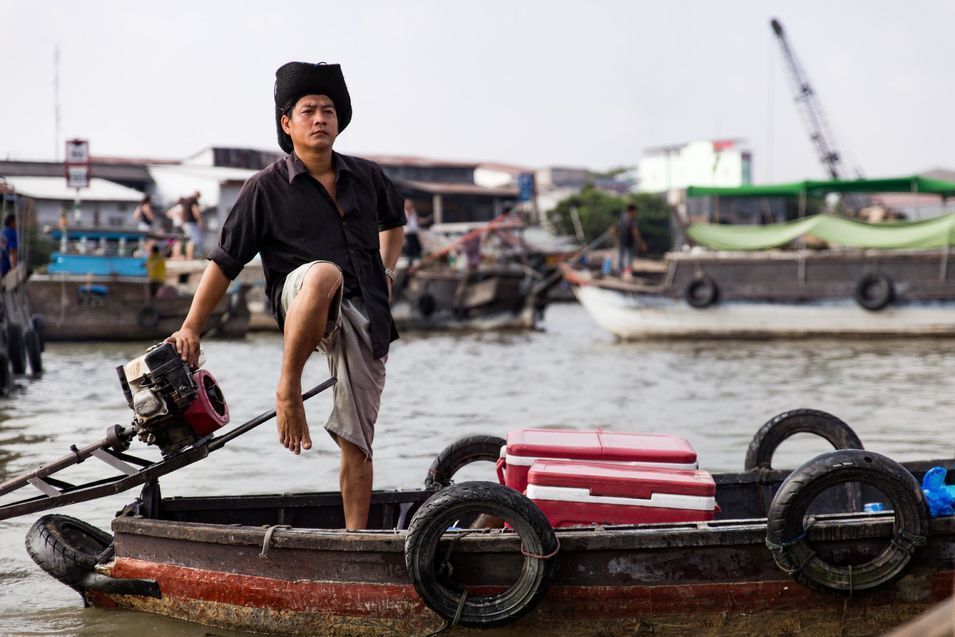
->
921, 466, 955, 517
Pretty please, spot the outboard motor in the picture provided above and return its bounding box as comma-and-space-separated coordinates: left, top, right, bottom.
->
116, 343, 230, 456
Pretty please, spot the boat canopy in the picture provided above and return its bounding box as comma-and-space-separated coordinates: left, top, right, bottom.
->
686, 175, 955, 199
686, 213, 955, 251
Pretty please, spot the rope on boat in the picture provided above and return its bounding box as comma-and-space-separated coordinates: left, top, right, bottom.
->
521, 536, 560, 560
765, 516, 818, 553
892, 529, 928, 555
258, 524, 291, 558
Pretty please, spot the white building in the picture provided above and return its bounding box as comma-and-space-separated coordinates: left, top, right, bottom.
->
0, 176, 145, 229
638, 139, 752, 193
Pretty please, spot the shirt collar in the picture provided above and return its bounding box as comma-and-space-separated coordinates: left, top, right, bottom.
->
286, 151, 352, 184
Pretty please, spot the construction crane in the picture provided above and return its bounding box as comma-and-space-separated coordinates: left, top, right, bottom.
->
770, 18, 860, 180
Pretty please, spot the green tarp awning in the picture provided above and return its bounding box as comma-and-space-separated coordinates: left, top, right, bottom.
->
686, 213, 955, 251
686, 176, 955, 199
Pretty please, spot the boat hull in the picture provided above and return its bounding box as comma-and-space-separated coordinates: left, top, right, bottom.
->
574, 284, 955, 339
76, 480, 955, 637
28, 275, 230, 341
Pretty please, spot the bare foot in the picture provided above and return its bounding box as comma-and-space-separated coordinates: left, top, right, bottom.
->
276, 391, 312, 454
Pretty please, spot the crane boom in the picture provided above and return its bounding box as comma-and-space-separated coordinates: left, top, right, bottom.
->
770, 18, 855, 180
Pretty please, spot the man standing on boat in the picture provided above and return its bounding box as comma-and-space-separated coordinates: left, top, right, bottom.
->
610, 204, 647, 277
165, 62, 406, 530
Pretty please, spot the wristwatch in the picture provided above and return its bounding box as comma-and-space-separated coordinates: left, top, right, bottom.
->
384, 267, 397, 282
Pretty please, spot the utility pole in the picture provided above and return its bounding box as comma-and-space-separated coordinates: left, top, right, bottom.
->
53, 44, 62, 160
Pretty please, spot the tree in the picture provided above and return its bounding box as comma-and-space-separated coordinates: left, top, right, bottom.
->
547, 187, 673, 257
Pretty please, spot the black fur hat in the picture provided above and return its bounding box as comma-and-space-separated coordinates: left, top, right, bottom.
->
274, 62, 352, 154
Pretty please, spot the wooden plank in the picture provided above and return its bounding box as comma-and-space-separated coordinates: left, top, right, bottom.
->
882, 596, 954, 637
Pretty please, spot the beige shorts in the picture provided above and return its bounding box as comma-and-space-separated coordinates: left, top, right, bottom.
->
280, 260, 385, 459
280, 260, 344, 342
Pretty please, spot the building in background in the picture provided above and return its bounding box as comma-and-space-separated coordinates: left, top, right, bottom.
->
638, 139, 752, 193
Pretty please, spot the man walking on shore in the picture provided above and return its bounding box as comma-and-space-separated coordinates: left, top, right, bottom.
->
165, 62, 405, 529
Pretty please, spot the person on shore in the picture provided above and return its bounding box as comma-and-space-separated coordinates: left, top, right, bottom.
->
165, 62, 405, 530
180, 191, 204, 259
0, 214, 17, 277
134, 194, 156, 232
609, 204, 648, 277
146, 244, 166, 298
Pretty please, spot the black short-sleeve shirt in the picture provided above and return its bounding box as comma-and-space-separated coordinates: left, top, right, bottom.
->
208, 152, 406, 359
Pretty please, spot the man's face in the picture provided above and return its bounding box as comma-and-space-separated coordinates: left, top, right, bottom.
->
281, 94, 339, 153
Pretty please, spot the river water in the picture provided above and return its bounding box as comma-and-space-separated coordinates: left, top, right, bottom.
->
1, 303, 954, 636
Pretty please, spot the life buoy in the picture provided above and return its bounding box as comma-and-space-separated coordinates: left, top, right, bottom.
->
405, 481, 559, 629
745, 409, 863, 471
854, 273, 894, 311
684, 275, 719, 309
136, 306, 160, 329
425, 435, 506, 491
24, 329, 42, 375
6, 323, 25, 375
766, 449, 929, 594
25, 514, 114, 592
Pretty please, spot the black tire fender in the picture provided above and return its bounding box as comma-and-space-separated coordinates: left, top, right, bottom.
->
0, 352, 13, 395
25, 514, 113, 592
6, 322, 25, 374
25, 329, 42, 375
417, 293, 436, 318
766, 449, 929, 594
684, 275, 719, 309
425, 434, 506, 491
136, 306, 160, 329
745, 409, 864, 471
405, 481, 559, 629
855, 273, 894, 311
31, 313, 45, 352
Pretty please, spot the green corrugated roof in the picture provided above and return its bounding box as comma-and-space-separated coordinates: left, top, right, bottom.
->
686, 175, 955, 198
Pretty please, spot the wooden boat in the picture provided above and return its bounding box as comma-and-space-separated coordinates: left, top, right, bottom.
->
28, 228, 243, 341
23, 410, 955, 637
564, 213, 955, 340
391, 264, 546, 331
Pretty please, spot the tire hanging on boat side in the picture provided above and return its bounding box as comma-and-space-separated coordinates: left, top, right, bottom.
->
425, 434, 506, 490
854, 273, 894, 311
684, 275, 719, 309
405, 481, 559, 629
765, 449, 929, 594
25, 514, 114, 594
25, 329, 42, 375
0, 351, 13, 395
136, 306, 160, 329
745, 409, 863, 471
6, 322, 26, 374
31, 313, 45, 352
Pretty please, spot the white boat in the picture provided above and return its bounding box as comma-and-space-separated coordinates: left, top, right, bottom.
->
563, 212, 955, 340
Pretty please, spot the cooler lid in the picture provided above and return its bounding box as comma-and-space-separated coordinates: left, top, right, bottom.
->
506, 429, 697, 464
527, 460, 716, 499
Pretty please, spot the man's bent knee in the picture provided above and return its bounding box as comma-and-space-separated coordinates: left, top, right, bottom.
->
302, 263, 342, 298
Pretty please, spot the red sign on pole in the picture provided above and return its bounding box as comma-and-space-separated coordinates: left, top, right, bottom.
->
65, 139, 91, 189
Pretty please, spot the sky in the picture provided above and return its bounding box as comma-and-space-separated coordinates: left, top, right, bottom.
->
2, 1, 953, 182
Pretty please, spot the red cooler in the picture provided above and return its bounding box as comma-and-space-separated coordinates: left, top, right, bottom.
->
526, 460, 718, 528
500, 429, 698, 493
